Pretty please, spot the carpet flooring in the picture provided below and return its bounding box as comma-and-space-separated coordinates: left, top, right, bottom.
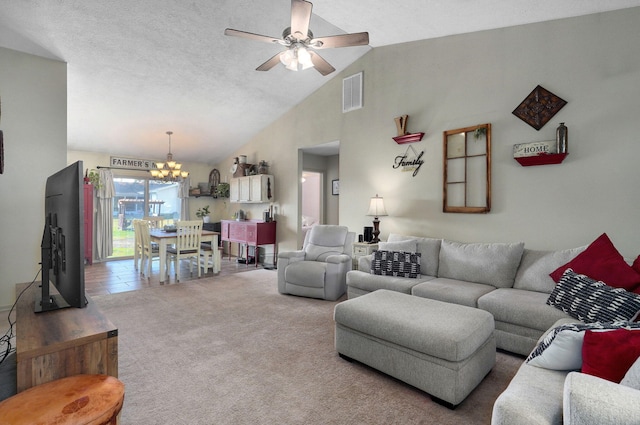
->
92, 269, 522, 424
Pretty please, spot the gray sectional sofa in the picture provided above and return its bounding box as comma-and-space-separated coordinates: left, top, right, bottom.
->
345, 233, 639, 424
347, 233, 583, 356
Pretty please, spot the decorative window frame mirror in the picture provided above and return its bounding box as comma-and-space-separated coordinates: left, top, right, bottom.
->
443, 123, 491, 213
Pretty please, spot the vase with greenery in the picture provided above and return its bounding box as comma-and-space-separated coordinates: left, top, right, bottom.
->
196, 205, 211, 223
216, 183, 230, 198
85, 169, 102, 189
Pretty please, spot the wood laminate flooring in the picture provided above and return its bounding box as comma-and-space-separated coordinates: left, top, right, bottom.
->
85, 255, 270, 297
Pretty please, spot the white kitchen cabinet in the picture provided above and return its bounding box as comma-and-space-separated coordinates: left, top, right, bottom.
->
230, 174, 274, 203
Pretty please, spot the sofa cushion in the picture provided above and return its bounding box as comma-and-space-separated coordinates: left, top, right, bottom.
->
478, 288, 573, 332
621, 357, 640, 390
582, 328, 640, 383
412, 278, 495, 308
550, 233, 640, 291
513, 247, 586, 293
304, 225, 349, 261
547, 269, 640, 323
387, 234, 441, 277
526, 322, 640, 371
378, 239, 417, 253
371, 250, 421, 278
285, 261, 327, 288
346, 270, 434, 295
491, 360, 569, 425
438, 240, 525, 288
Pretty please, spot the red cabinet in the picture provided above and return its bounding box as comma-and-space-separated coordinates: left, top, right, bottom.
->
221, 220, 276, 267
83, 184, 93, 265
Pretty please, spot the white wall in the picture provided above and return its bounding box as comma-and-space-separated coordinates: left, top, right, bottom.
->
215, 8, 640, 258
0, 47, 67, 309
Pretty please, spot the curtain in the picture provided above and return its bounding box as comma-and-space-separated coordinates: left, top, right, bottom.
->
96, 169, 115, 260
180, 177, 190, 220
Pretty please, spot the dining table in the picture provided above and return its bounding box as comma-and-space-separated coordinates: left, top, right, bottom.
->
149, 228, 219, 283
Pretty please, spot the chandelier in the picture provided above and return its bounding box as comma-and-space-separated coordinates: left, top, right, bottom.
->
149, 131, 189, 181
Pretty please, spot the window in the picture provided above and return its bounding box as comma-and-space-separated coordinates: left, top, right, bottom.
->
110, 176, 182, 258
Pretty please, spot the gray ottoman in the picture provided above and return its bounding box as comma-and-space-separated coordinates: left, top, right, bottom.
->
334, 289, 496, 407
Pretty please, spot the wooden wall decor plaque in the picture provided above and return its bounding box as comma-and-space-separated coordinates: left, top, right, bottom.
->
512, 85, 567, 131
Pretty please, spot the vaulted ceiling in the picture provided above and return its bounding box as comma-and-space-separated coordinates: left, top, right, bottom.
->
1, 0, 639, 164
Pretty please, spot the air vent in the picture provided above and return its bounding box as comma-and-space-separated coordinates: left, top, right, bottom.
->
342, 72, 363, 113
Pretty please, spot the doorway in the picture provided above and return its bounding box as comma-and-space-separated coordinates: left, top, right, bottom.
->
109, 176, 182, 259
298, 141, 340, 247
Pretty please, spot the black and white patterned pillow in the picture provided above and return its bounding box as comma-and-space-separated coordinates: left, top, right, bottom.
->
526, 321, 640, 370
371, 250, 421, 278
547, 269, 640, 323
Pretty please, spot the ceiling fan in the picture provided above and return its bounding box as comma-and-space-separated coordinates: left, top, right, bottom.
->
224, 0, 369, 76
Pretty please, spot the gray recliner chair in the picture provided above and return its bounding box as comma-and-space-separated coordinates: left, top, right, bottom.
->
278, 225, 355, 301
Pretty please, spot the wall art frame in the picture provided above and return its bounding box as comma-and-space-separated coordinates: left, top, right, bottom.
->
332, 179, 339, 196
443, 123, 491, 213
512, 85, 567, 131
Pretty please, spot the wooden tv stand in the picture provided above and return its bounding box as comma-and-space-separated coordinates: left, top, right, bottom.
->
15, 282, 118, 392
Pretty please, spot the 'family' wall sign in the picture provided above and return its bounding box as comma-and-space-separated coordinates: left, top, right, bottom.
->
391, 114, 424, 177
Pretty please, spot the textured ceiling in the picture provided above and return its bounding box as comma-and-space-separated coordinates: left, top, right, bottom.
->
1, 0, 639, 164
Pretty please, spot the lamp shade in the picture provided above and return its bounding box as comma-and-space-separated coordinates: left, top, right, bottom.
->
366, 195, 388, 217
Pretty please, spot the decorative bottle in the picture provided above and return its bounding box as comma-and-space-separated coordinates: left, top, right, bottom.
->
556, 122, 568, 154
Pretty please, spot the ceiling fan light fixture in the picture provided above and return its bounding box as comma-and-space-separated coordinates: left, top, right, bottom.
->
280, 44, 313, 72
297, 46, 313, 70
280, 49, 296, 69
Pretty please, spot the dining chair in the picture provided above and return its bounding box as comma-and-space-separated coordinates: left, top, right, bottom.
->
143, 216, 164, 229
199, 241, 222, 275
132, 219, 143, 272
166, 220, 203, 282
139, 219, 160, 278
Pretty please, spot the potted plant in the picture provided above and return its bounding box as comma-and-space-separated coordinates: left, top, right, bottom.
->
196, 205, 211, 223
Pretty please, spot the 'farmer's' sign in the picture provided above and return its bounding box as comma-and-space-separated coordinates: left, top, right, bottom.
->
110, 156, 157, 170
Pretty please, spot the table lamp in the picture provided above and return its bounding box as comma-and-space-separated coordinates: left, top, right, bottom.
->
366, 194, 388, 243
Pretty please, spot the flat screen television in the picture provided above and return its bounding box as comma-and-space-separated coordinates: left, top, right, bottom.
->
36, 160, 87, 313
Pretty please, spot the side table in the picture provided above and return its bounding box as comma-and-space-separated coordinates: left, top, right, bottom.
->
352, 242, 379, 270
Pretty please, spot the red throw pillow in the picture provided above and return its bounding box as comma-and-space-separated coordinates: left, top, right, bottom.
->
634, 256, 640, 294
550, 233, 640, 291
581, 329, 640, 383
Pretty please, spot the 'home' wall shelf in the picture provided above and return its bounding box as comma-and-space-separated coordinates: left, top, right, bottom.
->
515, 153, 568, 167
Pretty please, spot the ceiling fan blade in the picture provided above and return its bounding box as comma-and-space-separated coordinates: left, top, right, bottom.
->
311, 32, 370, 49
256, 52, 284, 72
290, 0, 313, 40
224, 28, 281, 44
309, 52, 335, 76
